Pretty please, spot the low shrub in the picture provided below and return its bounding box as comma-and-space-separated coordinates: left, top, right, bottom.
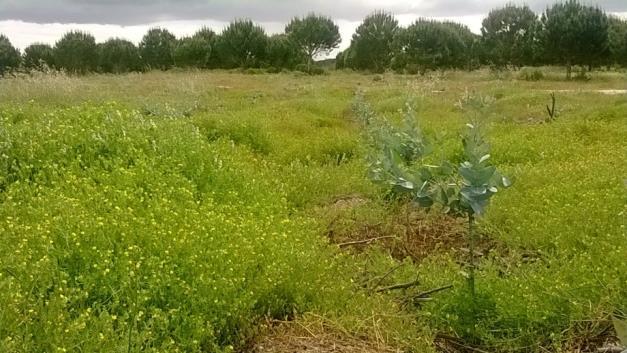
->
518, 68, 545, 81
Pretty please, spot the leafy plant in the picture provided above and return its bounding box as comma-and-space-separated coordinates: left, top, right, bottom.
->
356, 96, 511, 302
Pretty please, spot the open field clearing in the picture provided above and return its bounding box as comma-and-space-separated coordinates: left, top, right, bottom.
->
0, 70, 626, 352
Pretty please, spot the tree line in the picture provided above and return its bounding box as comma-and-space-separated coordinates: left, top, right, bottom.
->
339, 2, 627, 78
1, 0, 626, 78
0, 15, 339, 76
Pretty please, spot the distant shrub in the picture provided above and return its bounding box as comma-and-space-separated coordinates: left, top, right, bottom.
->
242, 67, 265, 75
295, 64, 325, 75
518, 68, 545, 81
405, 63, 421, 75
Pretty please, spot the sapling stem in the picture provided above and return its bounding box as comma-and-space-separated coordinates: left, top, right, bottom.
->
468, 213, 476, 300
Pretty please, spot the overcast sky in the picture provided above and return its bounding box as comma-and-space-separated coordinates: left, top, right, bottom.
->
1, 0, 626, 54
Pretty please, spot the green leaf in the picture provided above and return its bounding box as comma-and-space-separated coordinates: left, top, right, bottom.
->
502, 176, 512, 188
612, 316, 627, 346
460, 165, 496, 186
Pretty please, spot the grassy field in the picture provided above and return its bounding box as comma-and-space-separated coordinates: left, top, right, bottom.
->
0, 69, 625, 352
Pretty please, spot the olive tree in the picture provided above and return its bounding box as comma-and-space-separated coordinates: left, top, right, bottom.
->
0, 34, 21, 75
53, 30, 98, 74
285, 14, 340, 69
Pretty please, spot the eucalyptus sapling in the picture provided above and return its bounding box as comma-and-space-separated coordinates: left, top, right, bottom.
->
354, 96, 511, 304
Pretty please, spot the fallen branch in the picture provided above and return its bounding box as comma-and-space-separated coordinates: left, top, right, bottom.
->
597, 346, 625, 353
414, 284, 454, 299
337, 236, 395, 248
375, 279, 420, 293
370, 263, 406, 290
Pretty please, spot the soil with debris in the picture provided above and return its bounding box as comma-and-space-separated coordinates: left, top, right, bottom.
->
251, 320, 401, 353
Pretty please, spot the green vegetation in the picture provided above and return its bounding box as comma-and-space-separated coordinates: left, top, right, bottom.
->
0, 34, 21, 75
285, 13, 341, 69
174, 28, 216, 69
53, 30, 98, 74
481, 5, 539, 68
139, 28, 177, 71
541, 0, 610, 78
215, 20, 268, 69
341, 11, 399, 73
22, 43, 54, 71
1, 0, 625, 76
0, 70, 625, 352
98, 38, 142, 74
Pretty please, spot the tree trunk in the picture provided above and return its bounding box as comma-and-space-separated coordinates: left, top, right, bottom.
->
566, 62, 572, 80
307, 49, 314, 72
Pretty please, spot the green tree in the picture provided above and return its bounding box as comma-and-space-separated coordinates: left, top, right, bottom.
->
194, 27, 217, 67
175, 37, 207, 68
22, 43, 54, 71
285, 14, 340, 69
392, 20, 468, 74
442, 21, 482, 70
0, 34, 20, 75
266, 34, 301, 70
98, 38, 141, 73
174, 27, 215, 69
540, 0, 609, 78
335, 50, 346, 69
347, 11, 398, 72
139, 28, 177, 70
608, 16, 627, 67
481, 5, 539, 68
53, 30, 98, 74
216, 19, 267, 69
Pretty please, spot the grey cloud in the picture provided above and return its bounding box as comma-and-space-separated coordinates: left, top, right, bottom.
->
0, 0, 625, 25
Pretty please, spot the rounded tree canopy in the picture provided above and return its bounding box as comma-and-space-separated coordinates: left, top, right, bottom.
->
54, 30, 98, 74
23, 43, 54, 70
139, 27, 177, 70
0, 34, 21, 74
99, 38, 141, 73
348, 11, 399, 72
285, 13, 340, 62
216, 19, 268, 69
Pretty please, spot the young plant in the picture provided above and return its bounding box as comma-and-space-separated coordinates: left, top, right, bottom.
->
355, 96, 511, 301
545, 92, 557, 122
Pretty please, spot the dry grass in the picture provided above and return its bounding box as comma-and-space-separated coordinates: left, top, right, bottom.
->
251, 316, 403, 353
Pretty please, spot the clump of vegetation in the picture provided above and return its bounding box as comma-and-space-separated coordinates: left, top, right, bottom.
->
0, 103, 369, 352
0, 70, 625, 353
358, 97, 510, 304
519, 68, 545, 81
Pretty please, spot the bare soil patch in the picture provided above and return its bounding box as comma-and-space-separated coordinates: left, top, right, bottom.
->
324, 199, 498, 263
